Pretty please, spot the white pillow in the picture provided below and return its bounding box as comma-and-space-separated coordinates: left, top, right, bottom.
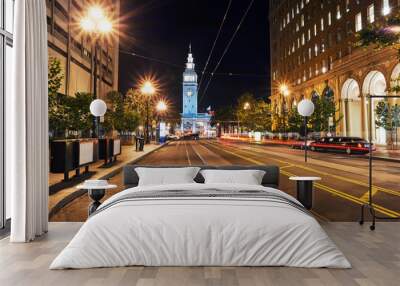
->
135, 167, 201, 186
200, 169, 266, 185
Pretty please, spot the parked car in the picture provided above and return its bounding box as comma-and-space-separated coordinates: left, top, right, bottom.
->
166, 134, 180, 141
183, 133, 200, 140
309, 137, 374, 154
291, 139, 315, 149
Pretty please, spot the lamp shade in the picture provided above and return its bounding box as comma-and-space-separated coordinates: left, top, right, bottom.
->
297, 99, 315, 117
90, 99, 107, 117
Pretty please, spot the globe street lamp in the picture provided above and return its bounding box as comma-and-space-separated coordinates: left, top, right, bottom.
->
80, 5, 113, 137
140, 81, 156, 144
89, 99, 107, 138
297, 99, 315, 162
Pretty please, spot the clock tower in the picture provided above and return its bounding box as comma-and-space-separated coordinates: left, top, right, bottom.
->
182, 44, 198, 115
180, 44, 211, 135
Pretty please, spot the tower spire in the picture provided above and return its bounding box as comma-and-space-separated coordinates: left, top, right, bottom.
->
189, 43, 192, 54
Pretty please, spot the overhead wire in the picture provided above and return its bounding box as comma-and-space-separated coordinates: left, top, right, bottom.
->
197, 0, 233, 93
120, 49, 267, 78
199, 0, 256, 104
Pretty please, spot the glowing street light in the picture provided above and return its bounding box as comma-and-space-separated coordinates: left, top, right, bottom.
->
243, 102, 250, 110
88, 6, 104, 20
156, 100, 168, 113
141, 81, 156, 96
80, 4, 114, 137
279, 84, 290, 96
140, 80, 157, 144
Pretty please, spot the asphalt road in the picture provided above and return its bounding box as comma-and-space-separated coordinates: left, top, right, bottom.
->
52, 139, 400, 222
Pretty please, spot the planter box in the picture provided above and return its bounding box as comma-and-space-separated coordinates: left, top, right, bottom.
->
50, 139, 98, 180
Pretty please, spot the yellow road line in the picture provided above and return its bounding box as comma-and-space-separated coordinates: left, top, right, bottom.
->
360, 189, 379, 202
215, 141, 400, 198
206, 141, 400, 218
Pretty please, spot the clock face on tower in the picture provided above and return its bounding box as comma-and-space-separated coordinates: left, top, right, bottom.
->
187, 90, 193, 97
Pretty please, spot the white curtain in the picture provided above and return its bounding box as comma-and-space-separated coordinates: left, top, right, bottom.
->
8, 0, 49, 242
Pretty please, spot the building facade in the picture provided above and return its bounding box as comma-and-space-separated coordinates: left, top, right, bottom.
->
269, 0, 400, 144
180, 46, 211, 135
46, 0, 119, 99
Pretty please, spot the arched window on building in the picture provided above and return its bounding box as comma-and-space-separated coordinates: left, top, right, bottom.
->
311, 90, 320, 102
322, 85, 334, 101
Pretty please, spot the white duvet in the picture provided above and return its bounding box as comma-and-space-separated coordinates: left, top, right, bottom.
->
50, 183, 351, 269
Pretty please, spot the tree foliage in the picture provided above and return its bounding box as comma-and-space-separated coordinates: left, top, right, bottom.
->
48, 57, 63, 96
309, 96, 340, 132
287, 107, 303, 133
375, 102, 400, 147
48, 57, 68, 137
375, 101, 400, 131
236, 93, 271, 132
125, 88, 155, 126
106, 91, 140, 133
67, 92, 93, 137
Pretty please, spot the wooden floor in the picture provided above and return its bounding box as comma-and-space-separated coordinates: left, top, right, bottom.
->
0, 222, 399, 286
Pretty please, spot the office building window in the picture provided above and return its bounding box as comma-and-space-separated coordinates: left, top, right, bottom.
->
355, 12, 362, 32
328, 12, 332, 26
368, 4, 375, 23
345, 0, 350, 12
336, 5, 341, 19
382, 0, 390, 15
321, 18, 324, 31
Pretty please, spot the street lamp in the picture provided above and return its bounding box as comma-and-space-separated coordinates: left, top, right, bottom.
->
80, 5, 113, 137
279, 84, 290, 138
89, 99, 107, 138
156, 100, 168, 143
237, 102, 251, 137
297, 99, 315, 162
156, 100, 167, 113
140, 81, 156, 144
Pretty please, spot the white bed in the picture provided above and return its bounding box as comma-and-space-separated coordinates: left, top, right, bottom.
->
50, 183, 351, 269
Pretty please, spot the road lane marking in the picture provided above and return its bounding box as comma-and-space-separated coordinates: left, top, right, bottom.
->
205, 141, 400, 218
214, 141, 400, 199
184, 141, 192, 166
360, 189, 379, 202
191, 142, 207, 165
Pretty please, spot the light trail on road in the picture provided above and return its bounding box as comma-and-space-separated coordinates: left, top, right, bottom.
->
202, 140, 400, 218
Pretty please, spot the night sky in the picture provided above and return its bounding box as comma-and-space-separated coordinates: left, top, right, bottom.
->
118, 0, 270, 112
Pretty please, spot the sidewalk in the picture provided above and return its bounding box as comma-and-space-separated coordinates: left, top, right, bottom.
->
220, 135, 400, 162
48, 143, 164, 218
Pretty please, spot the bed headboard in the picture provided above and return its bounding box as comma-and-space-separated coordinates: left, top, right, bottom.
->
123, 165, 280, 189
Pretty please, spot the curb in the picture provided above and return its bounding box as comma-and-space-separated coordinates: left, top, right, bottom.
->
49, 143, 169, 219
354, 155, 400, 163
